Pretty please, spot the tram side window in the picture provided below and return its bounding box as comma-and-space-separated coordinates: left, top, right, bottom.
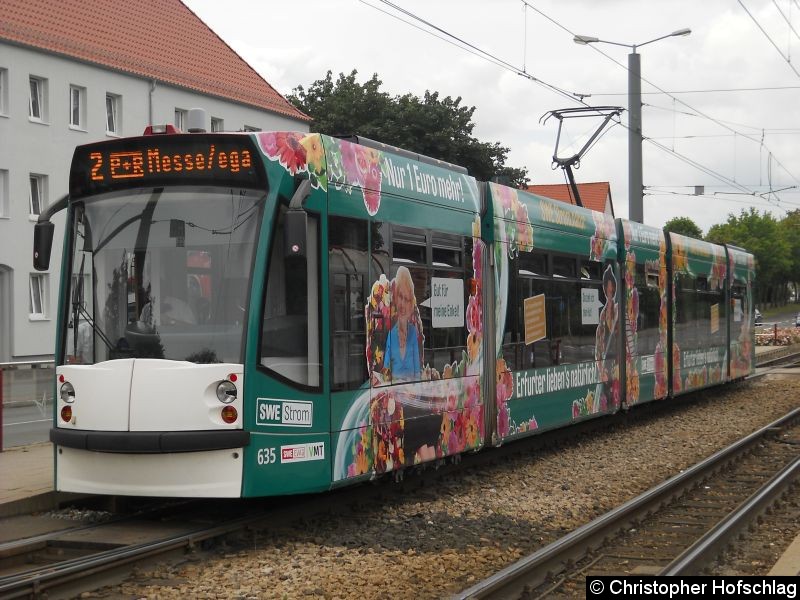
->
329, 216, 369, 391
731, 283, 746, 340
553, 255, 576, 279
501, 251, 520, 370
635, 263, 660, 356
430, 232, 467, 368
374, 226, 471, 382
697, 275, 726, 346
580, 259, 602, 281
506, 252, 600, 371
675, 273, 697, 350
260, 205, 321, 389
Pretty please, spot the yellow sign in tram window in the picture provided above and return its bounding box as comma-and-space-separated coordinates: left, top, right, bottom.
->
710, 303, 720, 334
524, 294, 547, 345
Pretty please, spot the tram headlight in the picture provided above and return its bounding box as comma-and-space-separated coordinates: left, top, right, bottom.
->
216, 380, 237, 404
60, 382, 76, 403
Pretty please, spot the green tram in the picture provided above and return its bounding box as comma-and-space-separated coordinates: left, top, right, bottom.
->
35, 128, 756, 497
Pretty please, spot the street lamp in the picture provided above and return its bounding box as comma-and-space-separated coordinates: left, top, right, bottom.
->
573, 28, 691, 223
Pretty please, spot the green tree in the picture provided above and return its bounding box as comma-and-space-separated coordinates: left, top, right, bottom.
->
289, 70, 529, 187
706, 208, 791, 306
663, 216, 703, 239
778, 209, 800, 302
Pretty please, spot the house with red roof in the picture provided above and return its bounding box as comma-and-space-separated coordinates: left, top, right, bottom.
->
526, 182, 615, 217
0, 0, 309, 361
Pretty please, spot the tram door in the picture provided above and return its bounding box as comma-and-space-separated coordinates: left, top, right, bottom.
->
243, 203, 330, 496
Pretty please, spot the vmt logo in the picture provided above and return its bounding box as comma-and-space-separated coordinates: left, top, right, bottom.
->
280, 442, 325, 464
256, 398, 313, 427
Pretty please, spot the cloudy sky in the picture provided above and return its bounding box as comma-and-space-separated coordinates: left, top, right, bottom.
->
184, 0, 800, 232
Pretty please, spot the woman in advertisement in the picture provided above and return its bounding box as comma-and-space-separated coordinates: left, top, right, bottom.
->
377, 266, 440, 464
382, 266, 422, 382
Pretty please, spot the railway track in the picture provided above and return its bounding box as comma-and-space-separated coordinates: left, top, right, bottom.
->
753, 347, 800, 369
0, 459, 474, 599
0, 500, 266, 600
457, 405, 800, 599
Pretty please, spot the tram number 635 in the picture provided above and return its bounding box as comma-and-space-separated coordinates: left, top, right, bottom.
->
257, 447, 276, 465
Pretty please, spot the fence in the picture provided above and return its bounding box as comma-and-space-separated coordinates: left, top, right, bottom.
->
0, 361, 55, 451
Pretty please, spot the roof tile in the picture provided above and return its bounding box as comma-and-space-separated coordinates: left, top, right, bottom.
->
0, 0, 309, 121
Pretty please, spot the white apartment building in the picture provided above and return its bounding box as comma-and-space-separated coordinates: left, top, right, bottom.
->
0, 0, 310, 362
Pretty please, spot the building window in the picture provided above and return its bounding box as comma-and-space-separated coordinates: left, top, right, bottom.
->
69, 85, 86, 129
106, 93, 120, 134
174, 108, 187, 131
29, 76, 47, 121
29, 174, 46, 216
0, 68, 7, 116
0, 170, 8, 218
211, 117, 223, 132
242, 125, 261, 132
29, 273, 48, 318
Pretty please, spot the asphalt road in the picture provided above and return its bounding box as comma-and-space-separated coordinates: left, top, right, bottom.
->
758, 305, 800, 329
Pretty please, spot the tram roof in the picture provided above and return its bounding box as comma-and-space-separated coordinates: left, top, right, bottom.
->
618, 219, 665, 253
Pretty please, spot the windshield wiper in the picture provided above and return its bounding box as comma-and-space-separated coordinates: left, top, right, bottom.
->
72, 254, 115, 352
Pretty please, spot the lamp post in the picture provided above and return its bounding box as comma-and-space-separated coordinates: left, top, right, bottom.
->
574, 28, 691, 223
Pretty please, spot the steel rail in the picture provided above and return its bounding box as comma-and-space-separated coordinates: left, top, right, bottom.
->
0, 511, 265, 600
661, 454, 800, 575
755, 350, 800, 368
456, 406, 800, 599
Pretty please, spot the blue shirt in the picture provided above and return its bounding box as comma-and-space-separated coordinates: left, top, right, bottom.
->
383, 321, 421, 381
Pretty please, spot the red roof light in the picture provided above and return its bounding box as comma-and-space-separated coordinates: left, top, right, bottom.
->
143, 124, 180, 135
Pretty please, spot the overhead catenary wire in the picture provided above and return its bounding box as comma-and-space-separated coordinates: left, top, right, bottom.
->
361, 0, 794, 208
362, 0, 616, 113
520, 0, 796, 200
590, 84, 800, 95
365, 0, 584, 106
737, 0, 800, 78
522, 0, 800, 189
771, 0, 800, 42
641, 102, 800, 133
644, 189, 797, 212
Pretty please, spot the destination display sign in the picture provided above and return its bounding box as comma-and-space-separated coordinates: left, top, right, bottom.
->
69, 134, 266, 197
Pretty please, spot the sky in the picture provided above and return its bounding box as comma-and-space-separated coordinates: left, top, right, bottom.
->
183, 0, 800, 232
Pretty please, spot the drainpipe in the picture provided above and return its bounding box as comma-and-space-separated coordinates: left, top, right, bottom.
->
148, 80, 157, 126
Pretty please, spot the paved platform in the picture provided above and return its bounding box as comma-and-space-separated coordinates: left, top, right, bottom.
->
769, 534, 800, 576
0, 442, 58, 517
755, 343, 800, 360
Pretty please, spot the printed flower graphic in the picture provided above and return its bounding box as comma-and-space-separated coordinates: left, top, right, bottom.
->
257, 132, 330, 192
258, 132, 307, 175
329, 139, 383, 215
590, 212, 615, 261
492, 184, 533, 256
496, 358, 513, 437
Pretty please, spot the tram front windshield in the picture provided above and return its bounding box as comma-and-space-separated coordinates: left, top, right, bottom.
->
64, 186, 264, 365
